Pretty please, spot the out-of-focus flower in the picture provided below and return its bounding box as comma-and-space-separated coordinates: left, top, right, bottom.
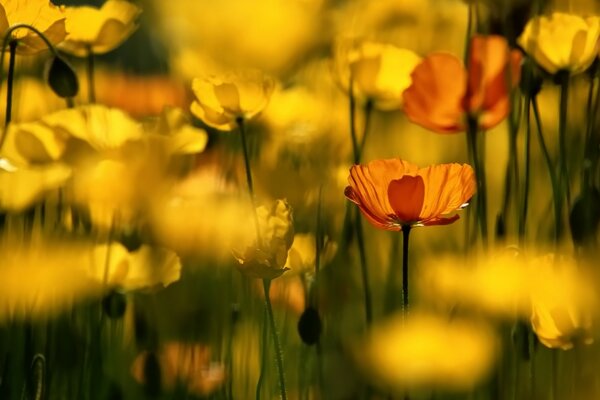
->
256, 275, 306, 315
60, 0, 141, 57
190, 70, 275, 131
88, 243, 181, 291
529, 255, 596, 350
233, 199, 294, 280
0, 158, 70, 211
143, 107, 208, 156
345, 159, 475, 229
0, 237, 101, 321
332, 39, 422, 110
131, 342, 225, 396
96, 72, 188, 118
356, 312, 498, 391
285, 233, 337, 275
419, 251, 598, 349
518, 13, 600, 75
156, 0, 321, 75
3, 105, 142, 165
0, 0, 66, 55
403, 35, 522, 133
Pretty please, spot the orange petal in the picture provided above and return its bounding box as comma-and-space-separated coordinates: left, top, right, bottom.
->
387, 176, 425, 224
403, 53, 466, 133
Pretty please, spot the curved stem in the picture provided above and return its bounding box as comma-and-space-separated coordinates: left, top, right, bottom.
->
263, 279, 287, 400
518, 96, 532, 243
237, 118, 261, 243
558, 72, 571, 216
532, 97, 561, 244
4, 40, 16, 128
401, 225, 411, 316
86, 46, 96, 104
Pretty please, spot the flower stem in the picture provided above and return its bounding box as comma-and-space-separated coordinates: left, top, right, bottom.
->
263, 279, 287, 400
532, 97, 561, 244
255, 306, 268, 400
237, 118, 261, 243
401, 225, 411, 316
348, 79, 360, 164
518, 96, 532, 243
358, 100, 373, 157
467, 117, 488, 248
4, 40, 16, 128
86, 46, 96, 104
558, 71, 571, 225
355, 211, 372, 325
583, 70, 598, 189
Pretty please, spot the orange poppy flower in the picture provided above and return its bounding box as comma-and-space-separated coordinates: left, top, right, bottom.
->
403, 35, 522, 134
344, 159, 476, 229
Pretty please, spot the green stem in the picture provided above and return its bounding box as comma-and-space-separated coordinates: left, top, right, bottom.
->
255, 307, 268, 400
384, 234, 401, 314
86, 46, 95, 104
4, 40, 16, 128
518, 96, 532, 243
467, 117, 488, 248
502, 95, 521, 235
263, 279, 287, 400
348, 79, 360, 164
401, 225, 411, 315
558, 71, 571, 217
358, 100, 373, 158
237, 118, 261, 243
355, 209, 372, 325
583, 72, 598, 189
532, 97, 561, 244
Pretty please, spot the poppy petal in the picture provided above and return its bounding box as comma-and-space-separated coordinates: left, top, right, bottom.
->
387, 175, 425, 224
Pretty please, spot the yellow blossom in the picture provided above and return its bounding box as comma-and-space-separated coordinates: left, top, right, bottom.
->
356, 312, 498, 391
285, 233, 337, 275
0, 0, 66, 55
190, 70, 275, 131
332, 39, 422, 109
233, 199, 294, 280
88, 243, 181, 291
60, 0, 141, 56
518, 13, 600, 75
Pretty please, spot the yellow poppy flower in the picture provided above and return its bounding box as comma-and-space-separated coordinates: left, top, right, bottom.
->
518, 13, 600, 75
356, 312, 498, 391
190, 70, 275, 131
332, 39, 422, 109
0, 158, 70, 211
284, 233, 337, 275
0, 0, 66, 55
233, 199, 294, 280
87, 243, 181, 291
0, 237, 102, 321
60, 0, 141, 56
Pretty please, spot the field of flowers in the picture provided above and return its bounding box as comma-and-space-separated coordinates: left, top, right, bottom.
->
0, 0, 599, 399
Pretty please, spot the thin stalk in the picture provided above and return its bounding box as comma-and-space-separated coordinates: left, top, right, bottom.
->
384, 234, 401, 314
348, 79, 360, 164
583, 73, 598, 189
502, 95, 521, 233
558, 72, 571, 214
263, 279, 287, 400
86, 46, 96, 103
467, 117, 488, 248
401, 225, 411, 316
532, 97, 561, 243
4, 40, 16, 127
518, 96, 532, 243
355, 210, 372, 325
237, 118, 261, 243
255, 307, 268, 400
358, 100, 373, 158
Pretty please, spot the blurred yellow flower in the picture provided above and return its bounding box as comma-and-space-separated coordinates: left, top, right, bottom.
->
233, 199, 294, 280
131, 342, 225, 396
0, 237, 101, 321
529, 255, 596, 350
332, 39, 422, 109
88, 243, 181, 291
60, 0, 141, 56
144, 107, 209, 155
285, 233, 337, 275
0, 0, 66, 55
4, 105, 142, 165
518, 13, 600, 75
356, 312, 498, 391
190, 70, 275, 131
0, 158, 70, 211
